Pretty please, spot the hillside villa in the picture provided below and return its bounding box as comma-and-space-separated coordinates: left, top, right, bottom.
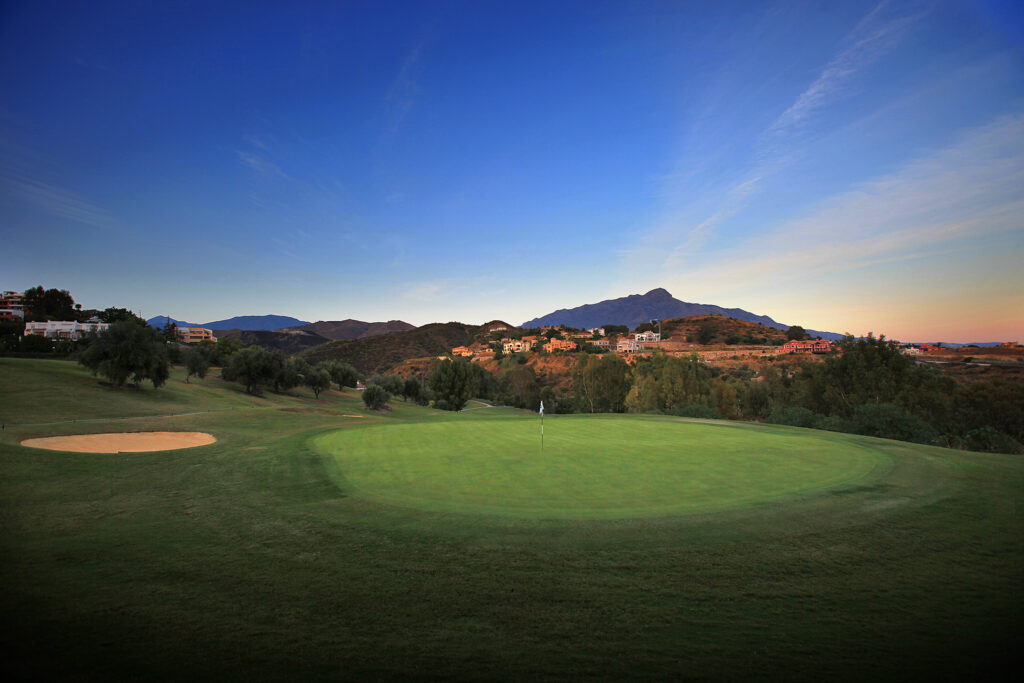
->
543, 338, 577, 352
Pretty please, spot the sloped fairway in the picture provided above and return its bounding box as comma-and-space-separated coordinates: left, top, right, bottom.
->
313, 416, 885, 518
2, 359, 1022, 681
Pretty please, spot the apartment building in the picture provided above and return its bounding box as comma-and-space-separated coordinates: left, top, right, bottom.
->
175, 327, 217, 344
24, 320, 109, 340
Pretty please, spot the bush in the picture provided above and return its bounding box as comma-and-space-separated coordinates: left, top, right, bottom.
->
766, 406, 818, 428
814, 415, 853, 432
851, 403, 939, 445
963, 426, 1022, 454
670, 404, 720, 419
362, 384, 390, 410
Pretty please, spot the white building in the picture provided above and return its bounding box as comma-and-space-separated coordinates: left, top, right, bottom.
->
502, 339, 533, 354
24, 320, 109, 340
617, 339, 644, 353
635, 331, 661, 342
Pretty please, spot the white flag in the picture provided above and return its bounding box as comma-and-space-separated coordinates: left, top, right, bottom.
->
539, 401, 544, 416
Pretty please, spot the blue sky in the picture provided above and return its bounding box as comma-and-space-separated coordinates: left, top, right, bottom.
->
1, 0, 1022, 341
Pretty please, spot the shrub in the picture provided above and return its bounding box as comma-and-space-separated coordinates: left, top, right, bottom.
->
362, 384, 390, 410
963, 426, 1022, 454
671, 404, 720, 419
766, 406, 818, 428
851, 403, 938, 445
814, 415, 853, 432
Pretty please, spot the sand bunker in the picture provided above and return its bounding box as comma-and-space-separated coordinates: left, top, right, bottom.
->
21, 431, 216, 453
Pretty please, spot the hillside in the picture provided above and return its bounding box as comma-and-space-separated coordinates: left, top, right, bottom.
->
214, 328, 332, 355
522, 288, 843, 340
300, 322, 477, 375
660, 315, 790, 345
287, 319, 415, 340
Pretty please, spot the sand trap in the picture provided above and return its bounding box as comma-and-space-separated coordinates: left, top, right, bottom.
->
20, 431, 216, 453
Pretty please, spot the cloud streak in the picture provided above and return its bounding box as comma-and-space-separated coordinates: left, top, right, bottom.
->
1, 173, 113, 228
663, 113, 1024, 295
769, 0, 926, 138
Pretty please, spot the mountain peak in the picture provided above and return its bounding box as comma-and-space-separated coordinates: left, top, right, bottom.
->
520, 289, 843, 341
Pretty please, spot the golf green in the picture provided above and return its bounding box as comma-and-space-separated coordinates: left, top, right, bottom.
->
313, 415, 888, 518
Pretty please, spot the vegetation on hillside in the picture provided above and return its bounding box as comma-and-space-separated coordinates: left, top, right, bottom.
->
299, 322, 477, 375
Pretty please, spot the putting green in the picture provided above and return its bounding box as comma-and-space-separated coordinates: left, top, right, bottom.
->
313, 415, 889, 519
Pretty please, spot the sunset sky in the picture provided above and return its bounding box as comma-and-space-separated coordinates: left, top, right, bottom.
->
2, 0, 1022, 342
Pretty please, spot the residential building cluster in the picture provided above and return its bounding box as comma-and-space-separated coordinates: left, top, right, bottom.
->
778, 339, 833, 354
0, 290, 25, 322
24, 320, 110, 340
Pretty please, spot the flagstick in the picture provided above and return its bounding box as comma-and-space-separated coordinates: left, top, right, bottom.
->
541, 412, 544, 453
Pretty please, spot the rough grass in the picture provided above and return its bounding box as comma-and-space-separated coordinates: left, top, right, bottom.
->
1, 358, 1022, 681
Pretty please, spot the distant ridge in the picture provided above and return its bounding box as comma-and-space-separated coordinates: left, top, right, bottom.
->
147, 314, 309, 331
147, 315, 200, 329
521, 288, 844, 341
286, 319, 415, 340
203, 315, 310, 331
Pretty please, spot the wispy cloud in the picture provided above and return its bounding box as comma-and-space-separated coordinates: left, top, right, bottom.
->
384, 39, 426, 138
622, 0, 927, 288
403, 280, 443, 302
662, 113, 1024, 294
769, 0, 926, 138
237, 150, 290, 179
1, 172, 113, 228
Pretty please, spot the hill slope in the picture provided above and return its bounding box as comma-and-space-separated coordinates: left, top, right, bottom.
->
214, 328, 332, 355
300, 322, 476, 374
287, 319, 415, 340
522, 288, 843, 340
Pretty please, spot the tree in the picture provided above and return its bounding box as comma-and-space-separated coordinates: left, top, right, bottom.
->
696, 322, 716, 345
429, 358, 475, 411
502, 365, 540, 409
273, 356, 302, 393
210, 337, 246, 366
362, 383, 391, 410
368, 373, 404, 396
402, 377, 422, 403
23, 286, 77, 321
183, 347, 210, 383
161, 320, 178, 343
79, 321, 170, 388
304, 366, 332, 399
321, 360, 359, 390
99, 307, 147, 325
574, 354, 630, 413
222, 347, 276, 395
786, 325, 808, 341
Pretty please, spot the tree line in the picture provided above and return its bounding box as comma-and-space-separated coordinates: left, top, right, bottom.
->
422, 337, 1023, 454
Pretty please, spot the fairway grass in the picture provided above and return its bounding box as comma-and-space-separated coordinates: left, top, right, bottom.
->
1, 358, 1021, 681
313, 416, 886, 518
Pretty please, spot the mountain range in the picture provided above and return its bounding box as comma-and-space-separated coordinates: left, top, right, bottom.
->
147, 314, 310, 331
521, 288, 845, 341
284, 319, 416, 340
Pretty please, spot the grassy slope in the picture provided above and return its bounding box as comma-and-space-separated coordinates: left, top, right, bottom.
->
1, 359, 1022, 681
